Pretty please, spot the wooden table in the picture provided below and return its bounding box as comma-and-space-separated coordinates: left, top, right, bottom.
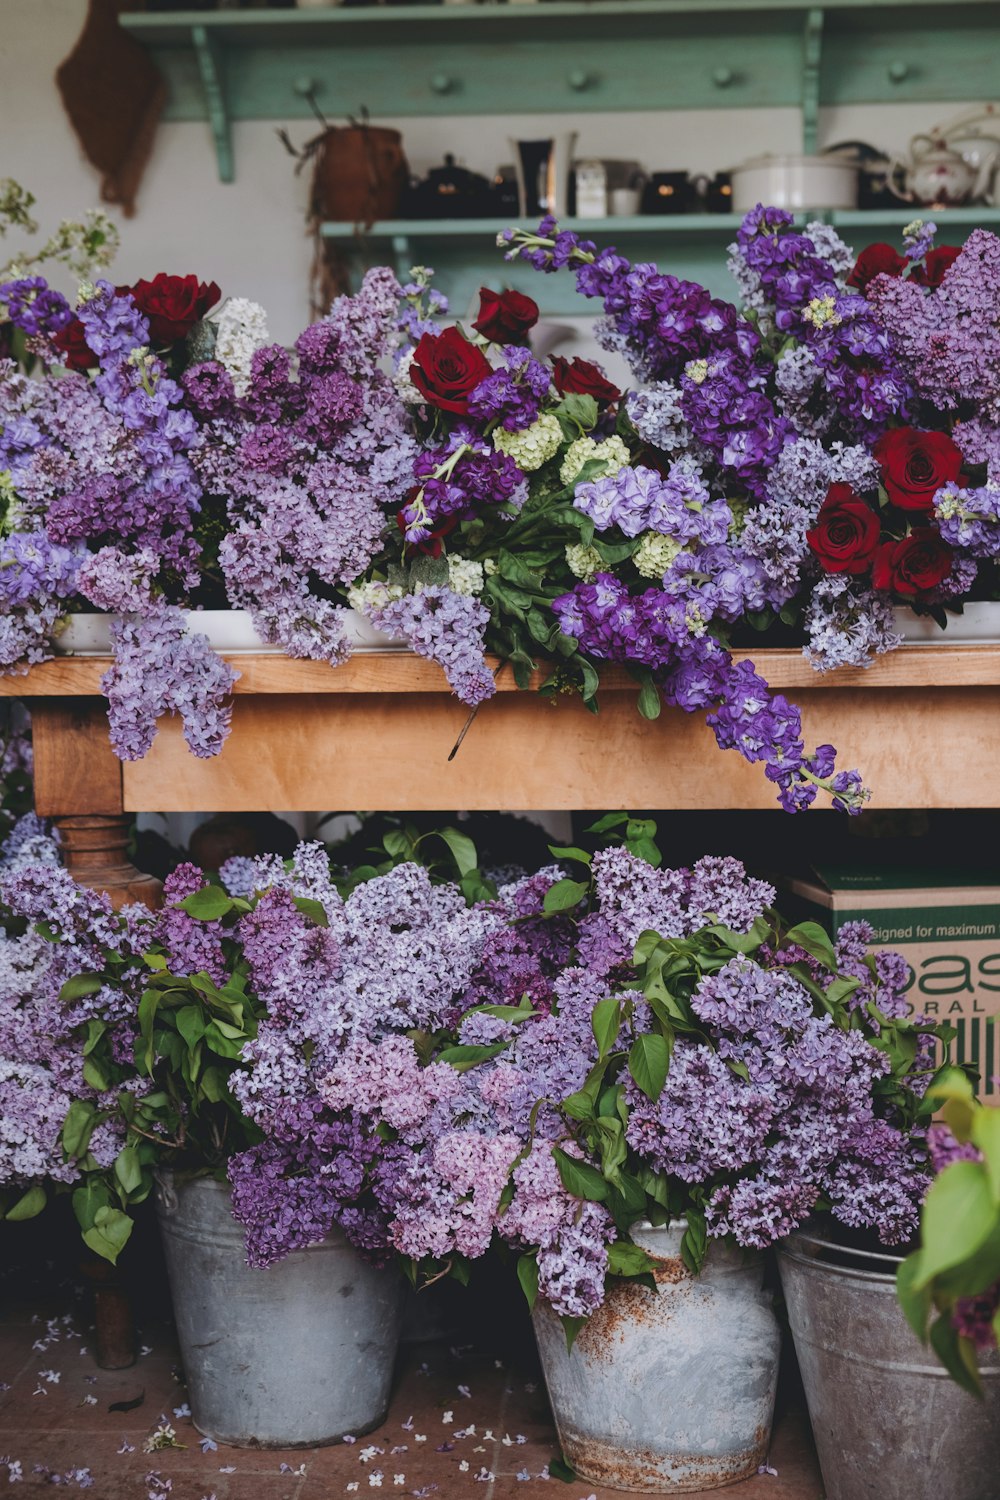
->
4, 646, 1000, 902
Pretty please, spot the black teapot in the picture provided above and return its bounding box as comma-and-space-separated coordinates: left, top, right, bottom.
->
400, 154, 494, 219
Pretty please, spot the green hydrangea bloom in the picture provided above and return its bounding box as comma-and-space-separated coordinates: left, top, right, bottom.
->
565, 542, 604, 581
559, 434, 630, 487
634, 531, 682, 580
493, 413, 563, 473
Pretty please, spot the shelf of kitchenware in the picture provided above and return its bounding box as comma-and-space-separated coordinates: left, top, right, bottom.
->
121, 0, 998, 183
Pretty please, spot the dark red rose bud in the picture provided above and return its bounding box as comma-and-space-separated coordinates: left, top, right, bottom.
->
909, 245, 962, 289
806, 483, 881, 575
874, 427, 964, 513
847, 243, 907, 293
872, 527, 953, 597
472, 287, 539, 343
551, 355, 621, 406
52, 316, 97, 373
122, 273, 221, 345
409, 326, 492, 415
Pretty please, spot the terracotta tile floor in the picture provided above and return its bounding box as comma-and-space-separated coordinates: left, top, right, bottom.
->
0, 1248, 823, 1500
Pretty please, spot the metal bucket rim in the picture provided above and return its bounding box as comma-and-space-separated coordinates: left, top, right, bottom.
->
779, 1230, 902, 1287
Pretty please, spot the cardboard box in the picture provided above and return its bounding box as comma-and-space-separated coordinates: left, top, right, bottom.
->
779, 864, 1000, 1099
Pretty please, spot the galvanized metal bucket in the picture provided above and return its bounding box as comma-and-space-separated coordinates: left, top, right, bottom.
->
778, 1228, 1000, 1500
156, 1172, 404, 1447
532, 1220, 780, 1492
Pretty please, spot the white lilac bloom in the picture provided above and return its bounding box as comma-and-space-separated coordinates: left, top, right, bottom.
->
213, 297, 270, 396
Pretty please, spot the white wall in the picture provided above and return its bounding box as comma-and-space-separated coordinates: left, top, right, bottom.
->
0, 0, 983, 343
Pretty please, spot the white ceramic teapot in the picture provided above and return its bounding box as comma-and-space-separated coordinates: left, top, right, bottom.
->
887, 139, 987, 207
926, 105, 1000, 205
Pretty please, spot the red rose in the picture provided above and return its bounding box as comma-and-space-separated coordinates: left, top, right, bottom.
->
472, 287, 539, 343
552, 356, 621, 406
409, 326, 492, 415
806, 483, 881, 575
847, 243, 906, 293
52, 316, 97, 373
122, 273, 221, 345
874, 427, 964, 512
910, 245, 962, 289
872, 527, 953, 597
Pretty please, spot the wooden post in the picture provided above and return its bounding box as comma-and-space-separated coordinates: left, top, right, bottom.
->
29, 697, 163, 910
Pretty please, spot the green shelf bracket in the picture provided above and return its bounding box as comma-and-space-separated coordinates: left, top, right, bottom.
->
801, 7, 824, 157
191, 24, 233, 185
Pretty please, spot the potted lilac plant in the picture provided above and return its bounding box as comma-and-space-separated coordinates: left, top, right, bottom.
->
0, 835, 501, 1447
315, 819, 946, 1492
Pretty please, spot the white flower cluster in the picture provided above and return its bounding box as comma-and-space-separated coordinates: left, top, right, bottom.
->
347, 580, 405, 616
493, 414, 562, 473
447, 555, 485, 597
393, 348, 423, 405
214, 297, 271, 396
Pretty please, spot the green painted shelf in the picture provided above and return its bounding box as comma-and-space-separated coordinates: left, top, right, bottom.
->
122, 1, 1000, 182
318, 206, 1000, 312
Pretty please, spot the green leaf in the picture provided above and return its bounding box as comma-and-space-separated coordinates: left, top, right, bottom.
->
607, 1241, 656, 1278
547, 845, 592, 868
557, 392, 599, 432
972, 1106, 1000, 1204
628, 1032, 671, 1102
177, 884, 233, 921
82, 1055, 110, 1092
552, 1146, 608, 1203
82, 1019, 107, 1056
82, 1206, 134, 1266
591, 996, 622, 1060
62, 1099, 97, 1159
542, 878, 588, 916
5, 1183, 46, 1222
203, 1021, 248, 1059
680, 1210, 708, 1275
72, 1179, 112, 1233
825, 976, 862, 1008
637, 678, 661, 721
560, 1316, 588, 1356
896, 1251, 932, 1343
703, 914, 772, 955
783, 921, 838, 971
918, 1161, 997, 1284
587, 812, 628, 835
437, 1042, 510, 1072
438, 827, 480, 877
517, 1252, 539, 1312
548, 1451, 577, 1482
293, 896, 329, 928
561, 1090, 596, 1121
114, 1145, 143, 1196
929, 1313, 982, 1398
176, 1004, 206, 1051
58, 972, 104, 1003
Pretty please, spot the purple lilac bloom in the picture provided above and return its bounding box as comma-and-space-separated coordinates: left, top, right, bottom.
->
101, 609, 238, 760
366, 586, 495, 706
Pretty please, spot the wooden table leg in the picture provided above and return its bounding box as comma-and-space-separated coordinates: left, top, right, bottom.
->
29, 698, 163, 910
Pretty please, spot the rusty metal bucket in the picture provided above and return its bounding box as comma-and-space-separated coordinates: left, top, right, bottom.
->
779, 1228, 1000, 1500
532, 1221, 780, 1492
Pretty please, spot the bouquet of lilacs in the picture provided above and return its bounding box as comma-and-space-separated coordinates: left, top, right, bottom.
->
317, 825, 950, 1338
504, 212, 1000, 676
0, 268, 238, 758
349, 263, 867, 812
